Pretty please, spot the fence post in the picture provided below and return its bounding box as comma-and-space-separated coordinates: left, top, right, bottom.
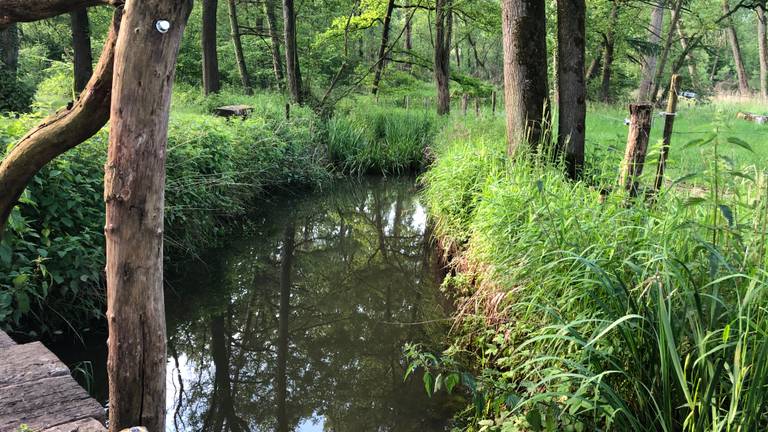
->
619, 103, 653, 197
285, 103, 291, 120
653, 74, 681, 195
492, 91, 497, 115
475, 97, 480, 116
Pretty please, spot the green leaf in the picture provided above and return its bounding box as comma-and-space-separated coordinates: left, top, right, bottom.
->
13, 274, 29, 288
15, 291, 30, 314
684, 197, 706, 207
423, 371, 434, 397
727, 137, 754, 153
722, 324, 731, 344
718, 205, 735, 228
445, 373, 460, 394
526, 408, 543, 431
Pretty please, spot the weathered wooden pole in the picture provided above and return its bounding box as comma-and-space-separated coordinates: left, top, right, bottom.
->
653, 74, 681, 194
619, 103, 653, 197
492, 90, 497, 115
285, 102, 290, 120
104, 1, 192, 431
461, 93, 469, 116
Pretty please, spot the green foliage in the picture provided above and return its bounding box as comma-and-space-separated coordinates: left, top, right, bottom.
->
0, 71, 34, 113
417, 110, 768, 430
0, 93, 330, 335
327, 100, 443, 174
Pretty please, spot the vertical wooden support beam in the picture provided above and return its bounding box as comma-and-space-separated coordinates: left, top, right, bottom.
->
653, 74, 681, 194
619, 103, 653, 197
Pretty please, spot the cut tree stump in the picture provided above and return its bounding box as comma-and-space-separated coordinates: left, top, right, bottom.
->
736, 112, 768, 124
0, 330, 106, 432
214, 104, 253, 119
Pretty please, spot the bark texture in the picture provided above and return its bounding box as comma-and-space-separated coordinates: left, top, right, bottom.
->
0, 11, 120, 236
263, 0, 283, 87
501, 0, 550, 155
434, 0, 452, 115
202, 0, 221, 95
227, 0, 252, 94
556, 0, 586, 179
620, 104, 652, 197
637, 0, 664, 101
283, 0, 302, 103
70, 7, 93, 94
722, 0, 750, 96
0, 23, 19, 74
104, 1, 192, 431
0, 0, 118, 28
371, 0, 396, 94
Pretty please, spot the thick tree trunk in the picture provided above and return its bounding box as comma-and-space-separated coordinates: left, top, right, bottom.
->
501, 0, 550, 155
263, 0, 284, 87
434, 0, 452, 115
637, 0, 664, 101
557, 0, 586, 179
650, 0, 683, 103
0, 23, 19, 74
404, 0, 412, 71
758, 3, 767, 99
585, 45, 602, 83
677, 19, 699, 88
104, 1, 192, 431
0, 12, 120, 236
70, 8, 93, 94
227, 0, 252, 94
0, 0, 117, 28
372, 0, 396, 95
722, 0, 750, 96
283, 0, 302, 103
202, 0, 220, 95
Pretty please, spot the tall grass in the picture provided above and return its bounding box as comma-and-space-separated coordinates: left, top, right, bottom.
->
417, 115, 768, 431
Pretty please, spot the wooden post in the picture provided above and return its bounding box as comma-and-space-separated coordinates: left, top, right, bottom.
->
653, 74, 681, 194
475, 97, 480, 116
104, 1, 192, 431
285, 103, 290, 120
619, 103, 653, 197
492, 91, 497, 115
462, 93, 469, 116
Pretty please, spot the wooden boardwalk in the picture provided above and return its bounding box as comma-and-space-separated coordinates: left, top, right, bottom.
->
0, 330, 106, 432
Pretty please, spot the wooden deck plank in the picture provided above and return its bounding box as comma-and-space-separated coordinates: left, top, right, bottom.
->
0, 330, 15, 348
42, 418, 106, 432
0, 342, 71, 387
0, 376, 105, 431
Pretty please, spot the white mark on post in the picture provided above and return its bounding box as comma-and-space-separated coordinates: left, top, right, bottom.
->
155, 20, 171, 34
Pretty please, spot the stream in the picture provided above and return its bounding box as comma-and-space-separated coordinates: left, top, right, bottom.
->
50, 177, 457, 431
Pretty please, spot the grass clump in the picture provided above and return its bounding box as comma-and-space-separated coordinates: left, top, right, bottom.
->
415, 118, 768, 431
327, 102, 443, 174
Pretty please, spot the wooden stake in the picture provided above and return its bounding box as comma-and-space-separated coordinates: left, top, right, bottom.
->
619, 103, 653, 197
653, 74, 681, 194
285, 103, 290, 120
492, 91, 497, 115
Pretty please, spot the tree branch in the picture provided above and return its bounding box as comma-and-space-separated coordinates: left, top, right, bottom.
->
0, 0, 121, 28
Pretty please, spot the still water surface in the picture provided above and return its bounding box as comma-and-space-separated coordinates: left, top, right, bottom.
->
53, 177, 456, 431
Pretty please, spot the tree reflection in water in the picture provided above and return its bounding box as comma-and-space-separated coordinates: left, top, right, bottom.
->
164, 177, 457, 432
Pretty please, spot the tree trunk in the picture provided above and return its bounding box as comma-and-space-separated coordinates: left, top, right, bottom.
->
104, 1, 192, 431
650, 0, 683, 103
283, 0, 302, 103
599, 1, 618, 103
434, 0, 452, 115
372, 0, 396, 95
227, 0, 252, 94
263, 0, 284, 87
0, 11, 119, 236
202, 0, 221, 95
0, 24, 19, 75
677, 19, 699, 88
501, 0, 550, 155
722, 0, 750, 96
70, 8, 93, 94
404, 0, 412, 71
585, 45, 602, 83
758, 3, 767, 99
637, 0, 664, 101
620, 104, 653, 197
557, 0, 586, 179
